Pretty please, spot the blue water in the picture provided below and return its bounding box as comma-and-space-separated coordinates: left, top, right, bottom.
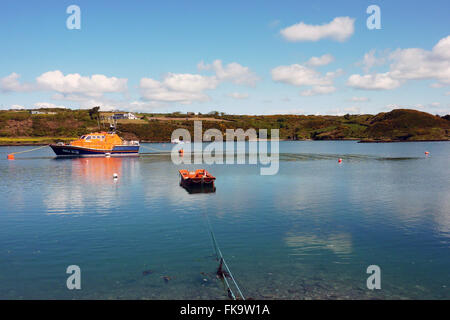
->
0, 141, 449, 299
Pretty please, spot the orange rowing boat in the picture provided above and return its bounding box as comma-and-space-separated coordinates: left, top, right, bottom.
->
179, 169, 216, 186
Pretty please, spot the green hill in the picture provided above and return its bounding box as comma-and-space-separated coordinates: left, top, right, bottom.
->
0, 108, 448, 145
362, 109, 450, 142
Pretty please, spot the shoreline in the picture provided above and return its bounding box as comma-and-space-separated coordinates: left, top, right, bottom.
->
1, 139, 449, 147
358, 139, 450, 143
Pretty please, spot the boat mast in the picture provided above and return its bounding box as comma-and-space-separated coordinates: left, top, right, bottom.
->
108, 116, 117, 133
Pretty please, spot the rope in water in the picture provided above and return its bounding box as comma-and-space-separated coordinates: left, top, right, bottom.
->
9, 145, 48, 155
139, 144, 168, 153
204, 212, 245, 300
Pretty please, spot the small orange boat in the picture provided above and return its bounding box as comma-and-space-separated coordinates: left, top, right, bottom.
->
179, 169, 216, 186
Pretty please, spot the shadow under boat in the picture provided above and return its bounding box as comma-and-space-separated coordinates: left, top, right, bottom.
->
180, 182, 216, 194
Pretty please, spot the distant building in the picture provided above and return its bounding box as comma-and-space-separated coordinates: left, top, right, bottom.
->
113, 112, 138, 120
30, 110, 57, 115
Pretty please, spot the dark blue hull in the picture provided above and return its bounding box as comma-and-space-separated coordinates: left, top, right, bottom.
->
50, 144, 139, 157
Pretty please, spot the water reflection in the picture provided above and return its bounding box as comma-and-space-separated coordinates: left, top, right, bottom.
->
54, 157, 125, 184
44, 158, 128, 215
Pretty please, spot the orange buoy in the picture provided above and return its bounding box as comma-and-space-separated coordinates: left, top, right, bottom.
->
338, 158, 342, 163
425, 151, 430, 155
7, 154, 15, 160
179, 148, 184, 155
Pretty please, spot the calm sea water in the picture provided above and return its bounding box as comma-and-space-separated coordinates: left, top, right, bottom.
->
0, 141, 449, 300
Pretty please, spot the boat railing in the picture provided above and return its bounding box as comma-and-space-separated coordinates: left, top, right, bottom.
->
122, 140, 140, 146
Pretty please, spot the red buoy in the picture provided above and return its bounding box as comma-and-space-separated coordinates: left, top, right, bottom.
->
425, 151, 430, 155
338, 158, 342, 163
7, 154, 15, 160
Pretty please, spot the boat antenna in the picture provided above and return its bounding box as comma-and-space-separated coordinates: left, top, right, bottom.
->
108, 116, 117, 133
97, 114, 101, 130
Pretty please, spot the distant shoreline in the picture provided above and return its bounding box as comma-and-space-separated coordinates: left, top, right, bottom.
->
1, 139, 449, 147
1, 108, 449, 144
358, 139, 450, 143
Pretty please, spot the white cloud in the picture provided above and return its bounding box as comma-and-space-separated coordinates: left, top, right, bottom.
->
280, 17, 355, 42
227, 92, 249, 99
1, 71, 130, 111
36, 70, 128, 97
384, 104, 402, 111
162, 73, 218, 93
48, 93, 151, 112
34, 102, 67, 109
269, 108, 305, 115
349, 96, 370, 102
382, 102, 450, 115
300, 85, 336, 96
5, 104, 26, 110
388, 37, 450, 85
2, 61, 258, 111
305, 54, 335, 67
347, 72, 402, 90
430, 82, 446, 88
139, 74, 216, 104
1, 70, 128, 105
272, 64, 333, 87
328, 106, 361, 116
128, 100, 165, 111
412, 102, 449, 115
198, 59, 259, 86
271, 63, 342, 96
348, 35, 450, 90
139, 60, 258, 105
357, 49, 387, 73
0, 73, 34, 92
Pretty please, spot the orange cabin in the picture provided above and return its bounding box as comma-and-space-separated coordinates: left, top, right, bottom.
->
70, 132, 123, 150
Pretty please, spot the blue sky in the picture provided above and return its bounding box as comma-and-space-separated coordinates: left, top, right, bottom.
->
0, 0, 449, 115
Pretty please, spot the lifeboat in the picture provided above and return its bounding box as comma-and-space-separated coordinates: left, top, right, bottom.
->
50, 131, 139, 157
179, 169, 216, 186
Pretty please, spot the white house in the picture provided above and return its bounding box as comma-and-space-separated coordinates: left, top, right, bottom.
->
113, 112, 138, 120
30, 110, 57, 115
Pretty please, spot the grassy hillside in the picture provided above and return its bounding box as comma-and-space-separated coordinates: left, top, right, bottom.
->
363, 109, 450, 141
0, 108, 448, 145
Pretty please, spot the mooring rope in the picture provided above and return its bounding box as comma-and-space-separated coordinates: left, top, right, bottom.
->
203, 212, 245, 300
9, 145, 48, 155
139, 144, 168, 153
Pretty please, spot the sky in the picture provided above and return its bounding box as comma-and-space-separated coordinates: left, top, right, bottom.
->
0, 0, 449, 115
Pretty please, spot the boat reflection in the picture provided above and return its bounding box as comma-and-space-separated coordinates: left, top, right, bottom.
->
52, 157, 125, 184
45, 157, 127, 214
72, 157, 124, 184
